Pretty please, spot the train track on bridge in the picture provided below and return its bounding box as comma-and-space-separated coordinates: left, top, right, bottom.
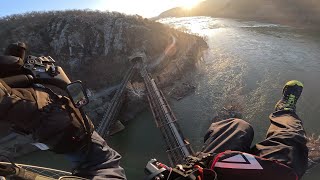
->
141, 66, 194, 166
95, 59, 194, 165
96, 64, 136, 139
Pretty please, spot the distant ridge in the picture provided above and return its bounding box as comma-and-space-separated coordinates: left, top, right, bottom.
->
157, 0, 320, 28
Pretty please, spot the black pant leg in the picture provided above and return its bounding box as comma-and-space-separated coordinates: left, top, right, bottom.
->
251, 111, 308, 178
201, 118, 254, 154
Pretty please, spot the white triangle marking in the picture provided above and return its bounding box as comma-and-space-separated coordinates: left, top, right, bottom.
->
215, 153, 263, 170
222, 154, 246, 163
31, 143, 49, 150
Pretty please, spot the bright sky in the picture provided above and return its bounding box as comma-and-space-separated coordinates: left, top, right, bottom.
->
0, 0, 203, 18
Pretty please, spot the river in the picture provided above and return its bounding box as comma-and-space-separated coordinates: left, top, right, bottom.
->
18, 17, 320, 179
110, 17, 320, 179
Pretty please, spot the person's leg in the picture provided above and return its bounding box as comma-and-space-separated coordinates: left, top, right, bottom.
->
201, 118, 254, 154
251, 80, 308, 178
251, 111, 308, 177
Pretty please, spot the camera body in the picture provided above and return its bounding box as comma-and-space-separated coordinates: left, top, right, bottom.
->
144, 155, 218, 180
145, 159, 168, 180
23, 55, 71, 88
0, 54, 71, 89
1, 42, 70, 89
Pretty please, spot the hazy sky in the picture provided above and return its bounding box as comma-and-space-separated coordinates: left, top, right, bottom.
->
0, 0, 203, 18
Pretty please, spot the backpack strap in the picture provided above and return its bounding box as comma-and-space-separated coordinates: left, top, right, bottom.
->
32, 84, 93, 153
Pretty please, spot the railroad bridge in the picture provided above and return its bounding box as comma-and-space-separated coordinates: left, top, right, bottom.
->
96, 56, 194, 166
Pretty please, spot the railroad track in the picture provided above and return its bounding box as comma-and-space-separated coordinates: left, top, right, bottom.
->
96, 64, 136, 139
141, 66, 194, 166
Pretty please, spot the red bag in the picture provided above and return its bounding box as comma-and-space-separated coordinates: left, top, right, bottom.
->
211, 151, 298, 180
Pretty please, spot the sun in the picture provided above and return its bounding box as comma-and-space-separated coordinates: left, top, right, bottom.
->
181, 0, 203, 10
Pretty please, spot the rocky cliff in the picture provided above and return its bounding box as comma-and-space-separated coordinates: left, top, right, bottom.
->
0, 10, 207, 89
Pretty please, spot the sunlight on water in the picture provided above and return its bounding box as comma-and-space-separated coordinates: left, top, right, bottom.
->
159, 16, 223, 36
159, 17, 320, 180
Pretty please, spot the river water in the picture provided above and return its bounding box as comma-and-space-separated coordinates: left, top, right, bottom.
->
109, 17, 320, 179
18, 17, 320, 179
